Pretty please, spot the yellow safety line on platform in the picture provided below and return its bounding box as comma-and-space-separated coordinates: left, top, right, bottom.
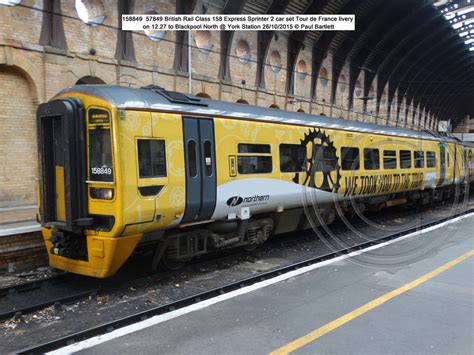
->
270, 249, 474, 355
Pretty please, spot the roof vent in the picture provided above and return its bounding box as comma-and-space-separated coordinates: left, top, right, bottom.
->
141, 84, 164, 91
141, 85, 208, 107
421, 129, 439, 138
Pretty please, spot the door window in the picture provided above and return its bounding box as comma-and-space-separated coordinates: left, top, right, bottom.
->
188, 140, 198, 177
137, 139, 167, 178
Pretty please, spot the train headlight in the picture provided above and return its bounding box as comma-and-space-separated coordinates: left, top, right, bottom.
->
90, 187, 114, 200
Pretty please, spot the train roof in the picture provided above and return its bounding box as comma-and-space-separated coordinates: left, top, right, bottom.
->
58, 85, 458, 142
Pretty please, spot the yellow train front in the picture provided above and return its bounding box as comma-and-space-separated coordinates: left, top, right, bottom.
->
37, 85, 469, 278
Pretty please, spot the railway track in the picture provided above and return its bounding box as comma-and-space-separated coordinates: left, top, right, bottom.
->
0, 274, 99, 321
0, 203, 429, 322
0, 201, 468, 322
17, 207, 473, 354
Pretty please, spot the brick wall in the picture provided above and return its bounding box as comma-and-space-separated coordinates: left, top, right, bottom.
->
0, 68, 38, 207
0, 232, 47, 272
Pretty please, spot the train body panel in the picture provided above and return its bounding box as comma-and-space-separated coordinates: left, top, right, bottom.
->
36, 85, 471, 277
118, 110, 187, 235
469, 147, 474, 181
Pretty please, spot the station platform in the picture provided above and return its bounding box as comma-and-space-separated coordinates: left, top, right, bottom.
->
0, 205, 40, 237
70, 214, 473, 354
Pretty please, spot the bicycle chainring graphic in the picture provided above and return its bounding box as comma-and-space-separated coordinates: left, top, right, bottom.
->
294, 128, 341, 193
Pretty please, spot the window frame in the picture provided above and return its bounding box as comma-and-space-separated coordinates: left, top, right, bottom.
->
364, 148, 380, 170
341, 147, 360, 171
426, 151, 436, 168
237, 156, 273, 174
279, 144, 307, 173
238, 143, 271, 154
313, 144, 338, 172
399, 150, 412, 169
237, 142, 273, 175
414, 151, 424, 168
187, 139, 198, 178
383, 150, 397, 170
87, 107, 114, 184
136, 138, 169, 188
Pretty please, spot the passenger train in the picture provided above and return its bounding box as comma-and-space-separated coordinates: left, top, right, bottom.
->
36, 85, 473, 277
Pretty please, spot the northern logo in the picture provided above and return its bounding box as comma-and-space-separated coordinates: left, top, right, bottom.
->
226, 194, 270, 207
226, 196, 243, 207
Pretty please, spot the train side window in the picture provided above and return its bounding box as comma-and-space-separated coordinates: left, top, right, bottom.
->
427, 151, 436, 168
414, 151, 424, 168
400, 150, 412, 169
238, 156, 272, 174
238, 143, 272, 174
447, 152, 450, 167
137, 139, 167, 178
238, 143, 270, 154
280, 144, 306, 172
383, 150, 397, 169
314, 144, 337, 172
341, 147, 360, 171
364, 148, 380, 170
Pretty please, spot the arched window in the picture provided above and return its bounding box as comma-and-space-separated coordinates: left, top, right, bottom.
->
269, 104, 280, 109
269, 50, 282, 73
382, 88, 388, 103
0, 0, 21, 6
194, 31, 213, 54
297, 108, 305, 113
355, 80, 362, 97
339, 74, 347, 93
235, 40, 251, 65
320, 68, 329, 87
369, 84, 375, 97
297, 59, 307, 80
144, 11, 165, 42
75, 0, 106, 26
236, 99, 249, 104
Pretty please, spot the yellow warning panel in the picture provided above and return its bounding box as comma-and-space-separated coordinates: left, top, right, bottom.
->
55, 166, 65, 221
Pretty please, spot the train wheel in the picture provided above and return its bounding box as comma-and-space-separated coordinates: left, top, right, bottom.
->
160, 255, 186, 271
243, 243, 258, 252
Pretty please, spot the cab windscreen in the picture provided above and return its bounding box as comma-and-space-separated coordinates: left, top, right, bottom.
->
89, 127, 113, 182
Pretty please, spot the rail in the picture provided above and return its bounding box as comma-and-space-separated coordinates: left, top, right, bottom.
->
17, 208, 473, 354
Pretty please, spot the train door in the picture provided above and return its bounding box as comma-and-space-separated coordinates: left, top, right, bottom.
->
439, 143, 446, 186
182, 117, 216, 223
453, 144, 457, 183
52, 117, 66, 221
37, 99, 89, 230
